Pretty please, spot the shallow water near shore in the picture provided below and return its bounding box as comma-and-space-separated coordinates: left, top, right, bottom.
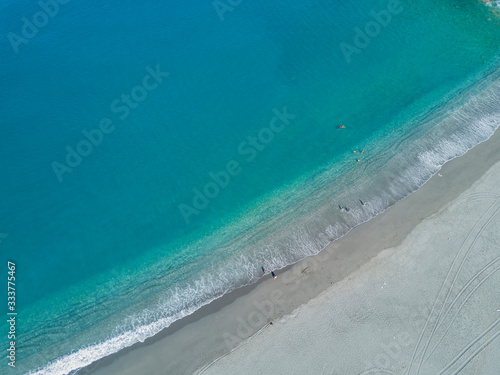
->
1, 0, 500, 373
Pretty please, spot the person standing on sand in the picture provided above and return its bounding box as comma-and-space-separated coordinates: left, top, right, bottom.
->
261, 266, 277, 279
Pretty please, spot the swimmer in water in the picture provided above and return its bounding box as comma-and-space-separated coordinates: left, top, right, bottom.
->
338, 125, 345, 129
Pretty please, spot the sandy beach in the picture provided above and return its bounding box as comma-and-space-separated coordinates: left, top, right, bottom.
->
199, 149, 500, 375
81, 119, 500, 375
3, 1, 500, 374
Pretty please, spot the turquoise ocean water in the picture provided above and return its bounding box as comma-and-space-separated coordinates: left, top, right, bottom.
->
1, 0, 500, 373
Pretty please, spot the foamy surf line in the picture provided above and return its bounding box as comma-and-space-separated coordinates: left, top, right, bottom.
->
28, 304, 215, 375
482, 0, 500, 8
30, 70, 500, 375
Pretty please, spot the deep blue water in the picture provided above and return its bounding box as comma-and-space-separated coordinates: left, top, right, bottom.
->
1, 0, 499, 373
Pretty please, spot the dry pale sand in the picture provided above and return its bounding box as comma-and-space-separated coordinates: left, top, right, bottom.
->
199, 162, 500, 375
87, 128, 500, 375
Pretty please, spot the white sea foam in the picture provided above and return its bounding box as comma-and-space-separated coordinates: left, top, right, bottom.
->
482, 0, 500, 8
29, 69, 500, 375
